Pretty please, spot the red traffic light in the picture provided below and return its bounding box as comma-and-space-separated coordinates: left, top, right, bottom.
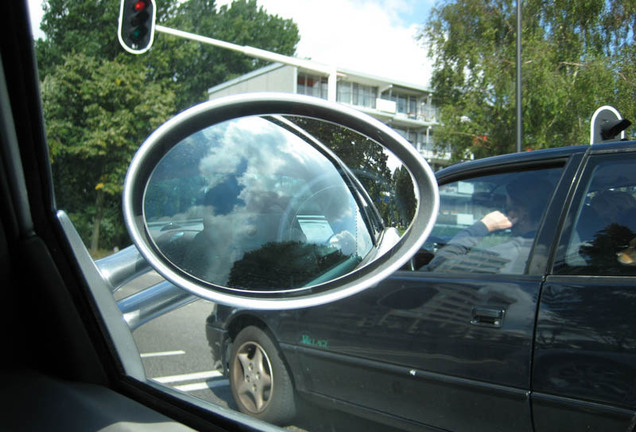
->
134, 1, 147, 12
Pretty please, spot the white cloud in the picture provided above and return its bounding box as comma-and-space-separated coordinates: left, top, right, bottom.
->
256, 0, 433, 87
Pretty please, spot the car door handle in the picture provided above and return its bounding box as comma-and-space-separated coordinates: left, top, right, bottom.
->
470, 307, 505, 328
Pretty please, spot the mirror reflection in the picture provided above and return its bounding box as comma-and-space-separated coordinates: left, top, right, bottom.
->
143, 115, 416, 291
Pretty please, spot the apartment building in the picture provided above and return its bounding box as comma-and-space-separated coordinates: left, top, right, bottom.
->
207, 63, 450, 169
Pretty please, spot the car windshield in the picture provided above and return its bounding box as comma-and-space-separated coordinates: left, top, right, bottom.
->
28, 0, 635, 431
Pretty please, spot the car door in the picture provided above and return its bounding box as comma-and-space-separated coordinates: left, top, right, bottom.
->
282, 159, 574, 431
533, 146, 636, 431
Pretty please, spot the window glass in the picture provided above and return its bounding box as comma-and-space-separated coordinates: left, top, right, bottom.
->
418, 169, 561, 274
297, 73, 327, 99
555, 155, 636, 276
29, 0, 634, 429
395, 95, 407, 113
336, 81, 352, 104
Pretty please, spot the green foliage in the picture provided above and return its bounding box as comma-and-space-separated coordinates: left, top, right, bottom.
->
35, 0, 179, 76
43, 53, 175, 195
146, 0, 300, 110
393, 166, 416, 228
36, 0, 300, 250
228, 241, 348, 290
42, 53, 176, 250
423, 0, 636, 160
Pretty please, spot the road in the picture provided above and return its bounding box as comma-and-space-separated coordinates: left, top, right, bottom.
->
115, 273, 232, 408
118, 274, 401, 432
131, 298, 233, 407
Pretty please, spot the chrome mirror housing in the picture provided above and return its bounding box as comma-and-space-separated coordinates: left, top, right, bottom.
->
123, 93, 438, 309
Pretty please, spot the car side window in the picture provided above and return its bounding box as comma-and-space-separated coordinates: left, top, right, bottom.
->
554, 154, 636, 276
416, 168, 562, 274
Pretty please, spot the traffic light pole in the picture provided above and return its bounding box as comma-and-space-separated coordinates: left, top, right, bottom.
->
155, 25, 339, 102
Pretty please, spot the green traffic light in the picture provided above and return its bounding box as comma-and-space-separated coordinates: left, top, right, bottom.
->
131, 26, 147, 42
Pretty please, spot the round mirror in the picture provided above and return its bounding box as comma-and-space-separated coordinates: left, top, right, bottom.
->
124, 94, 438, 309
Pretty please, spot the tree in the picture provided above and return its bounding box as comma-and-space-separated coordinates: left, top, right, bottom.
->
42, 53, 176, 252
36, 0, 300, 252
393, 166, 416, 229
423, 0, 636, 161
150, 0, 300, 110
283, 116, 405, 226
35, 0, 179, 77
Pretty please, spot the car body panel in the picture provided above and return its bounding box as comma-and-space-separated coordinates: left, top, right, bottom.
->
530, 145, 636, 431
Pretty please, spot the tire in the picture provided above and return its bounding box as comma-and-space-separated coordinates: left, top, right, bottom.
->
229, 326, 296, 424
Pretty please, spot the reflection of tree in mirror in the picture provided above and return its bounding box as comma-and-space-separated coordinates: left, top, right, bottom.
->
228, 241, 355, 290
393, 166, 417, 228
579, 223, 636, 275
284, 116, 416, 230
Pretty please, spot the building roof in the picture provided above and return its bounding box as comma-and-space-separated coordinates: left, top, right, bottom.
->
207, 62, 433, 96
207, 63, 288, 95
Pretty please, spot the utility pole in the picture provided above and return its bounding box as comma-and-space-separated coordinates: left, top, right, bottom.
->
516, 0, 522, 152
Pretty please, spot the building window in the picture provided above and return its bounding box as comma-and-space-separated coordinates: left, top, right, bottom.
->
420, 101, 438, 121
395, 95, 407, 113
297, 73, 328, 99
409, 97, 417, 117
407, 130, 417, 145
379, 91, 421, 117
337, 81, 377, 108
337, 82, 352, 104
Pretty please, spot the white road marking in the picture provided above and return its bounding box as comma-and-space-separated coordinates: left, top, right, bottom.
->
174, 380, 228, 392
140, 350, 186, 358
153, 370, 223, 384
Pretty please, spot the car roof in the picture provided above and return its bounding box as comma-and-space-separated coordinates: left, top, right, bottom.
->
436, 141, 636, 181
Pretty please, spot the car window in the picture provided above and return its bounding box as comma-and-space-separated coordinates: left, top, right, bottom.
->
554, 154, 636, 276
418, 168, 562, 274
27, 0, 636, 430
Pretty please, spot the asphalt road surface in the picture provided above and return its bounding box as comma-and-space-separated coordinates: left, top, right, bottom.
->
119, 274, 402, 432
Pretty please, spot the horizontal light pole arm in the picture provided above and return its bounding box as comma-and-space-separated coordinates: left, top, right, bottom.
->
155, 25, 335, 76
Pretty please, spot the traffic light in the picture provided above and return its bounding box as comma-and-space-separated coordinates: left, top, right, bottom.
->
118, 0, 156, 54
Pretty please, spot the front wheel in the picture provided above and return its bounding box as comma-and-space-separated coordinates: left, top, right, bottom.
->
229, 326, 296, 424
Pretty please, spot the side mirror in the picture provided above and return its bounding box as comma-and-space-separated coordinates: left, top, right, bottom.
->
123, 93, 438, 309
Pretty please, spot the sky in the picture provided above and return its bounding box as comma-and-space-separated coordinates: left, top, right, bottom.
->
27, 0, 436, 87
246, 0, 435, 87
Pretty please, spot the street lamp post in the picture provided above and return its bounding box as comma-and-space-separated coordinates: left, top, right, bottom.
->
516, 0, 522, 153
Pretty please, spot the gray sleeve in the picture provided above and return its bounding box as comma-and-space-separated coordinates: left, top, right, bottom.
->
422, 221, 489, 271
